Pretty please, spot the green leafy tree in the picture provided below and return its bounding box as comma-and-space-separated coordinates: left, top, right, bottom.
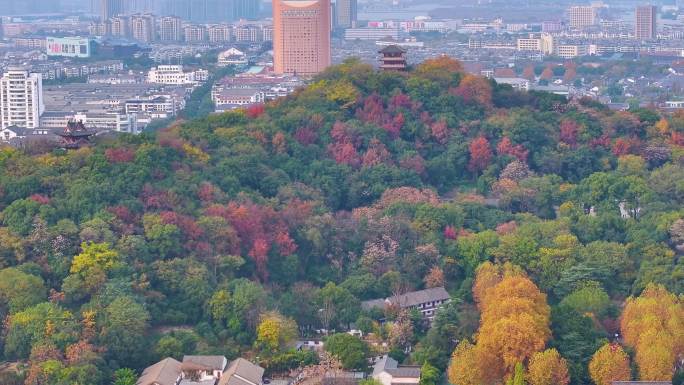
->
324, 333, 370, 370
99, 296, 150, 367
560, 282, 611, 317
113, 368, 137, 385
2, 199, 41, 235
4, 302, 78, 359
316, 282, 360, 330
0, 227, 25, 267
0, 268, 46, 315
155, 335, 184, 360
419, 362, 441, 385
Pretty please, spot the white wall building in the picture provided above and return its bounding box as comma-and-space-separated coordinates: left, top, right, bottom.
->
345, 27, 402, 40
0, 68, 44, 129
568, 5, 597, 29
39, 111, 138, 133
494, 77, 531, 91
213, 89, 265, 109
46, 37, 92, 58
517, 33, 554, 55
218, 48, 248, 67
147, 65, 206, 86
125, 96, 184, 119
555, 44, 588, 59
372, 356, 421, 385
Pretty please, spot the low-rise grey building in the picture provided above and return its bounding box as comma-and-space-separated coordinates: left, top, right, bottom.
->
361, 287, 450, 320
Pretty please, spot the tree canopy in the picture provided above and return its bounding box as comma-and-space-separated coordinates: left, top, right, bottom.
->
1, 57, 683, 384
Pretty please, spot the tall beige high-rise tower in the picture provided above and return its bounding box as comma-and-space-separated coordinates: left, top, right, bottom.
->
273, 0, 331, 76
635, 5, 657, 40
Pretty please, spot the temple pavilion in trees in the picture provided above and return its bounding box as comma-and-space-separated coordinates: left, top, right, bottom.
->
57, 120, 95, 149
378, 45, 408, 71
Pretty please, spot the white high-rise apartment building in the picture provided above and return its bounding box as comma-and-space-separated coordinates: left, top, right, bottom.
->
131, 14, 156, 42
111, 16, 129, 37
208, 24, 233, 43
0, 68, 44, 129
568, 6, 597, 29
159, 16, 182, 42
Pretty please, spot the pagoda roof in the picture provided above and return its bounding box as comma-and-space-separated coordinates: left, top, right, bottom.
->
60, 120, 96, 135
57, 130, 95, 138
379, 45, 407, 54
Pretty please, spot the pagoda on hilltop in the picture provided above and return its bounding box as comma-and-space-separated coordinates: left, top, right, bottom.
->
379, 45, 408, 71
57, 120, 95, 150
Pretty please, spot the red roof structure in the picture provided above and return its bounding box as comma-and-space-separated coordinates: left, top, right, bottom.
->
57, 120, 95, 149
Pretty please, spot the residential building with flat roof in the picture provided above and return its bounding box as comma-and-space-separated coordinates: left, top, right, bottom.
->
569, 6, 596, 29
0, 68, 44, 129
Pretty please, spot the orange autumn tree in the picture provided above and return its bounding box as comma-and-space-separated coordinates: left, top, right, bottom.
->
452, 74, 493, 107
620, 284, 684, 380
478, 273, 552, 375
414, 56, 463, 84
472, 261, 504, 305
527, 348, 570, 385
449, 262, 551, 384
468, 136, 493, 175
448, 340, 485, 385
472, 261, 523, 305
589, 344, 631, 385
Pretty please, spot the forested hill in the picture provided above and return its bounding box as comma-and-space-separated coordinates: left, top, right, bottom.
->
1, 57, 683, 385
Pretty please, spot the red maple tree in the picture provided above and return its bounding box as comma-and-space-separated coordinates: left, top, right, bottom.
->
468, 136, 493, 173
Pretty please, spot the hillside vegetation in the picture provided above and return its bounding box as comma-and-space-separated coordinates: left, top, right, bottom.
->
0, 57, 683, 385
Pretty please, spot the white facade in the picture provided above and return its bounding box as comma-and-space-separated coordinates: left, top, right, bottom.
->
0, 68, 44, 129
555, 44, 588, 59
208, 25, 233, 42
375, 371, 420, 385
665, 101, 684, 108
125, 96, 183, 119
218, 48, 248, 67
75, 112, 138, 133
517, 33, 554, 55
494, 77, 531, 91
372, 356, 421, 385
345, 27, 402, 41
213, 89, 265, 107
131, 14, 155, 42
46, 37, 92, 58
159, 16, 182, 41
233, 26, 263, 42
0, 127, 21, 142
184, 25, 207, 42
147, 65, 205, 85
568, 6, 597, 29
39, 111, 138, 133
